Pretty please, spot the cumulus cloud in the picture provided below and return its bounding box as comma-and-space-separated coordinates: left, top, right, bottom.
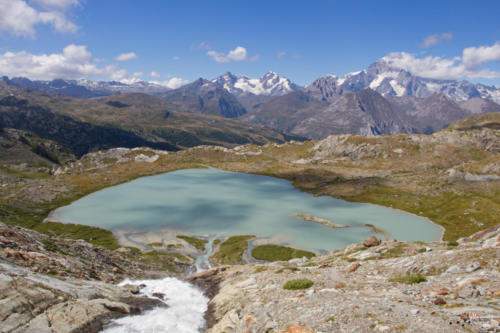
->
0, 44, 110, 80
419, 32, 453, 48
150, 71, 160, 77
382, 42, 500, 80
0, 0, 79, 37
115, 52, 138, 61
462, 42, 500, 69
152, 77, 189, 89
207, 46, 248, 63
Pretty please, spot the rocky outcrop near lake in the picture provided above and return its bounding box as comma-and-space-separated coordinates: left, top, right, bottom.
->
202, 226, 500, 333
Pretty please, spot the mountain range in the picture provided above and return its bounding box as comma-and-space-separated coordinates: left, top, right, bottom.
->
2, 58, 500, 140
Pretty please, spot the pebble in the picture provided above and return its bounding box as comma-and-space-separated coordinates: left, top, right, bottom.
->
410, 309, 420, 315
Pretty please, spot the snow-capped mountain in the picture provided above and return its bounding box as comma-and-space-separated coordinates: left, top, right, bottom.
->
1, 77, 171, 98
307, 60, 500, 104
212, 71, 300, 96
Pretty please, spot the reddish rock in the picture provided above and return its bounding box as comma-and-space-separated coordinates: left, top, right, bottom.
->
433, 297, 447, 305
349, 263, 361, 272
363, 236, 382, 247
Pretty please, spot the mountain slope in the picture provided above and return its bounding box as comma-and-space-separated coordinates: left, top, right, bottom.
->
2, 76, 171, 98
0, 96, 177, 157
307, 60, 500, 103
244, 88, 496, 139
0, 82, 301, 151
160, 79, 247, 118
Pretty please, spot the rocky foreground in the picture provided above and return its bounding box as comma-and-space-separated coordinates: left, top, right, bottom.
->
192, 226, 500, 333
1, 219, 499, 332
0, 222, 168, 332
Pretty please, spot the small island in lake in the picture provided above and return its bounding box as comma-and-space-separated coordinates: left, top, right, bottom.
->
291, 213, 349, 229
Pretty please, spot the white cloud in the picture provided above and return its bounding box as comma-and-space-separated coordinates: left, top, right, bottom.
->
153, 77, 189, 89
419, 32, 453, 48
150, 71, 160, 77
462, 42, 500, 69
382, 42, 500, 80
207, 46, 248, 63
0, 0, 78, 37
277, 51, 287, 58
0, 44, 109, 80
115, 52, 138, 61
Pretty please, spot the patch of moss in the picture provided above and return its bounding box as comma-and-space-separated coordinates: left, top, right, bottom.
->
148, 242, 163, 247
34, 221, 120, 250
283, 278, 313, 290
251, 245, 315, 262
176, 235, 208, 251
210, 235, 255, 265
254, 266, 267, 273
379, 247, 405, 259
389, 273, 427, 284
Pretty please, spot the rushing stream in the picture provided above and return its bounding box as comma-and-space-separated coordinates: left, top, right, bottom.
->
102, 277, 209, 333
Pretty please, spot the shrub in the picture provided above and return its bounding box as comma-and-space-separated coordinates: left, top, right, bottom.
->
283, 278, 314, 290
251, 245, 315, 262
389, 273, 427, 284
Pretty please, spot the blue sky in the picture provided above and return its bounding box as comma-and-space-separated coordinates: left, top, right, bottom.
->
1, 0, 499, 87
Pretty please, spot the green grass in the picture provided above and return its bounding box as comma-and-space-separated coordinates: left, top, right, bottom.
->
346, 187, 500, 241
251, 245, 316, 262
176, 235, 208, 251
135, 250, 192, 272
34, 221, 120, 250
389, 273, 427, 284
0, 165, 51, 179
283, 278, 314, 290
210, 235, 255, 265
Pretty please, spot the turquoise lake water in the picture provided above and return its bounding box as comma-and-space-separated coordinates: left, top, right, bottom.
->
50, 168, 442, 252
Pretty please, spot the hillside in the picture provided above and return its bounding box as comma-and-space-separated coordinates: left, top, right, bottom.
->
0, 84, 301, 154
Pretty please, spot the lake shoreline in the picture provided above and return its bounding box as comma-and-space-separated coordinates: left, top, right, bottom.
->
45, 167, 443, 254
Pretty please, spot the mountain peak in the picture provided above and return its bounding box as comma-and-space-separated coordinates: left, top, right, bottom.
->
212, 71, 299, 97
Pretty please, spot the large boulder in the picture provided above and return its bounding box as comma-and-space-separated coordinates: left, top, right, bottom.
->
363, 236, 381, 247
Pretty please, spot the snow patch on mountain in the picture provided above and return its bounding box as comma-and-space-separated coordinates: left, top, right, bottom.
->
213, 71, 298, 96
